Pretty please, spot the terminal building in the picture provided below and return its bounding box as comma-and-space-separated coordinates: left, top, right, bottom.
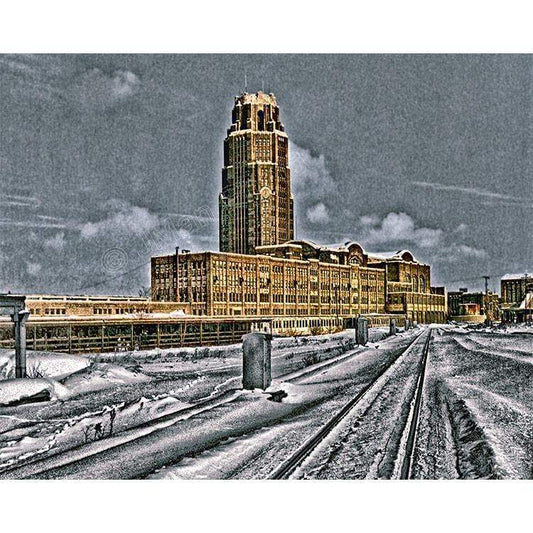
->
152, 91, 447, 327
152, 241, 446, 324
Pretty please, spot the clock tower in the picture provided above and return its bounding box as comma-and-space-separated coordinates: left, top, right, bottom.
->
219, 91, 294, 255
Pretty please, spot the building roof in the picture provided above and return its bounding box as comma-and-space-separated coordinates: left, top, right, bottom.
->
367, 250, 418, 263
501, 272, 531, 281
235, 91, 278, 106
255, 242, 303, 249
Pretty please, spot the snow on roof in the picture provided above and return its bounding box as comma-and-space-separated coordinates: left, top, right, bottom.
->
256, 243, 302, 249
367, 250, 417, 262
501, 273, 531, 281
367, 251, 399, 260
285, 239, 321, 249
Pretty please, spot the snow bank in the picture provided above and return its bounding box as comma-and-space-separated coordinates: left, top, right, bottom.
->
0, 393, 191, 470
61, 363, 151, 396
0, 349, 89, 381
87, 330, 358, 363
0, 378, 71, 407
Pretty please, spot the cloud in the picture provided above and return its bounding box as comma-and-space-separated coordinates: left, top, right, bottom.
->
26, 262, 42, 276
0, 193, 41, 208
79, 201, 160, 239
112, 70, 139, 97
306, 202, 330, 224
455, 244, 488, 259
0, 219, 69, 229
0, 55, 64, 103
412, 181, 533, 207
43, 232, 67, 251
291, 143, 338, 215
71, 68, 140, 111
359, 212, 443, 249
360, 214, 381, 226
436, 244, 489, 263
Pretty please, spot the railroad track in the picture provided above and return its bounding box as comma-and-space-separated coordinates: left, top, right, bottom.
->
267, 328, 431, 480
1, 329, 426, 479
397, 329, 432, 479
0, 334, 371, 479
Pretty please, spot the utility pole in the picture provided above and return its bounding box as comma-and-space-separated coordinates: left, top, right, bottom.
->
482, 275, 490, 295
482, 275, 491, 324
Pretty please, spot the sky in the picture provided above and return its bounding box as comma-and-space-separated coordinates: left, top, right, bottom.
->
0, 54, 531, 296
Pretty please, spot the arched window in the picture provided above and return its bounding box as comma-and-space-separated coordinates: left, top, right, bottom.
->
257, 110, 265, 131
413, 276, 418, 292
420, 276, 426, 292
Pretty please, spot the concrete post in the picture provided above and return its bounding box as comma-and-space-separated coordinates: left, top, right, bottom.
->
242, 332, 272, 390
14, 310, 29, 378
355, 317, 368, 346
389, 318, 397, 336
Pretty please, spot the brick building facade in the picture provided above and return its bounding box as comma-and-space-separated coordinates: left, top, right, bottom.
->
152, 241, 446, 323
219, 92, 294, 255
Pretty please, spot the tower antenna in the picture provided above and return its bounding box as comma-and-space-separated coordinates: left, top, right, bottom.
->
244, 69, 248, 93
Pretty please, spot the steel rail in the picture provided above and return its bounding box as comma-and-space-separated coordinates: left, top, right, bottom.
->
398, 329, 432, 479
267, 329, 428, 479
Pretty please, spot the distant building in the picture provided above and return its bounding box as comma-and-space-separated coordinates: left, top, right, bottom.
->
447, 289, 500, 323
24, 294, 190, 317
366, 250, 447, 323
151, 242, 446, 323
447, 288, 468, 317
219, 91, 294, 255
501, 273, 533, 322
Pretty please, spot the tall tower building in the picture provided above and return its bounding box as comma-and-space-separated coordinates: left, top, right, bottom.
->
219, 91, 294, 255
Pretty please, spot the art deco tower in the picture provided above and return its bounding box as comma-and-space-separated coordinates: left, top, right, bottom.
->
219, 91, 294, 255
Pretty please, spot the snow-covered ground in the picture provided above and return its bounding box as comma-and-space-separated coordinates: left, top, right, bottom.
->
0, 329, 382, 475
1, 325, 528, 480
413, 326, 533, 479
148, 326, 532, 481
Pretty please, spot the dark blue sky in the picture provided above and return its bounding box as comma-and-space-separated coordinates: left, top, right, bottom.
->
1, 54, 531, 295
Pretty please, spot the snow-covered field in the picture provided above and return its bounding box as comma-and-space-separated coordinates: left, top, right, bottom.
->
413, 326, 533, 479
0, 330, 379, 475
0, 325, 530, 479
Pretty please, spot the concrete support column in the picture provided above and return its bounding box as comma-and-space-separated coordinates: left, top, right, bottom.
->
13, 310, 30, 378
354, 317, 368, 346
242, 332, 272, 390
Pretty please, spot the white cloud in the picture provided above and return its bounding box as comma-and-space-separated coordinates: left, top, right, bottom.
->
43, 232, 67, 251
437, 244, 488, 262
412, 181, 533, 207
456, 244, 488, 259
72, 68, 140, 111
290, 143, 338, 219
0, 193, 41, 208
79, 201, 160, 239
112, 70, 139, 97
359, 214, 381, 226
360, 212, 443, 249
26, 262, 41, 276
306, 202, 330, 224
